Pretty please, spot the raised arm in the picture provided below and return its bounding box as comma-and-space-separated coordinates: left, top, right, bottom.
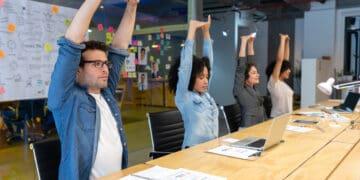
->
284, 36, 290, 61
233, 35, 251, 98
65, 0, 101, 44
271, 34, 288, 82
107, 0, 139, 94
202, 15, 214, 86
175, 20, 207, 104
112, 0, 138, 49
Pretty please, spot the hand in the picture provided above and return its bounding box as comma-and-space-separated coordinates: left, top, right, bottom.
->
279, 33, 289, 40
202, 15, 211, 32
125, 0, 139, 6
189, 20, 207, 31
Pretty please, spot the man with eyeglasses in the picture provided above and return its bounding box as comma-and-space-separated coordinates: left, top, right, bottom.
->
47, 0, 139, 179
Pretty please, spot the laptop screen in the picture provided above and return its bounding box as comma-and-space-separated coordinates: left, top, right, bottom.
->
342, 92, 360, 111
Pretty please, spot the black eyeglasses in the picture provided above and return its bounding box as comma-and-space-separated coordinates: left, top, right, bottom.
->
82, 60, 113, 69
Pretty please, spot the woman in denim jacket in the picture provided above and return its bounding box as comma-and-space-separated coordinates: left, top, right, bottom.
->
168, 16, 219, 149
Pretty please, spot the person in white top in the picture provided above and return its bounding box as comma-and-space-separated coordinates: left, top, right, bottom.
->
266, 34, 293, 118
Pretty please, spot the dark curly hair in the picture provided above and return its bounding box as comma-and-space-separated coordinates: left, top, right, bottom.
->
79, 40, 108, 67
168, 55, 211, 94
266, 60, 291, 80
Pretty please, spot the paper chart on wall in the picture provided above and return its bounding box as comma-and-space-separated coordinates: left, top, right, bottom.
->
0, 0, 76, 101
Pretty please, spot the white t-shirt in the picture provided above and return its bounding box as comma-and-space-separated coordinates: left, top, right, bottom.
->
89, 93, 123, 180
267, 76, 293, 118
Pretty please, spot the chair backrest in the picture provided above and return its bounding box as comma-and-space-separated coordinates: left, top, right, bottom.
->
147, 109, 184, 155
263, 95, 272, 118
223, 103, 242, 133
30, 137, 61, 180
218, 106, 230, 136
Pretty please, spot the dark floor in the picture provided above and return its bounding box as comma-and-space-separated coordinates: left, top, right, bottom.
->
0, 103, 173, 180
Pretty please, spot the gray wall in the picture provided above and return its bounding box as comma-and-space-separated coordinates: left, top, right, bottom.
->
209, 12, 238, 106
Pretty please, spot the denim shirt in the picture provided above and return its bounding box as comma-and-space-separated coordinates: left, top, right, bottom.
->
175, 39, 219, 149
47, 37, 128, 180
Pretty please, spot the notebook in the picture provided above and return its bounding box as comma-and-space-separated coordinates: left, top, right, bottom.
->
231, 117, 289, 151
322, 92, 360, 114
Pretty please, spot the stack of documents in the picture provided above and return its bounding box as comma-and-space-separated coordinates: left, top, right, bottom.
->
207, 145, 261, 160
121, 166, 226, 180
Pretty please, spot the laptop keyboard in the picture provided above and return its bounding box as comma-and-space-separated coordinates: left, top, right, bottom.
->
247, 138, 266, 148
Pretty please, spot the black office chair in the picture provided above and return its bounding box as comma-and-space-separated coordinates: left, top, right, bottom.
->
263, 95, 272, 118
30, 137, 61, 180
222, 103, 242, 133
147, 109, 184, 159
218, 106, 230, 136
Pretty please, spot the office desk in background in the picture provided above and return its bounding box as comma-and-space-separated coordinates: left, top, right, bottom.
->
101, 101, 360, 180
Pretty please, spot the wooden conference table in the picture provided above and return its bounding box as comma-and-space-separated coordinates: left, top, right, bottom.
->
100, 101, 360, 180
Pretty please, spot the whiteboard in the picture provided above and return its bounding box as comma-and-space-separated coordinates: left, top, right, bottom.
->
0, 0, 76, 101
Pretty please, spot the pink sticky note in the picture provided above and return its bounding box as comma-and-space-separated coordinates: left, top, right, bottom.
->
0, 0, 4, 7
108, 26, 114, 33
135, 58, 138, 65
160, 27, 164, 33
157, 45, 161, 51
0, 86, 5, 95
97, 24, 104, 31
132, 40, 137, 46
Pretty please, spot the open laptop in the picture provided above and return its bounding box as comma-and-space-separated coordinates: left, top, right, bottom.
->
321, 92, 360, 114
231, 117, 289, 151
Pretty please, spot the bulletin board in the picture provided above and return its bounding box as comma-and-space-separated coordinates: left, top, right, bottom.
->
0, 0, 76, 101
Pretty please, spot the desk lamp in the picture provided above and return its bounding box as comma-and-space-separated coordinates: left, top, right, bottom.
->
317, 77, 360, 95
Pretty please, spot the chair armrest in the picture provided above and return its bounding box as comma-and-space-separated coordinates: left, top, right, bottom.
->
149, 151, 172, 159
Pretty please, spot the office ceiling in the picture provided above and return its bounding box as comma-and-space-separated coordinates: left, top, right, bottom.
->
31, 0, 337, 28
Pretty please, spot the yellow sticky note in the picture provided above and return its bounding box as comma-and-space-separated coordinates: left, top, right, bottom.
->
7, 23, 16, 33
51, 5, 59, 14
138, 40, 143, 47
64, 18, 71, 27
0, 49, 4, 59
44, 43, 52, 52
150, 56, 155, 63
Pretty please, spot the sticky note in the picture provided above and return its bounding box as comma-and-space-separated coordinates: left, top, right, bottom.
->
166, 33, 171, 40
160, 27, 164, 33
7, 23, 16, 33
0, 0, 4, 7
0, 49, 4, 59
97, 24, 104, 31
132, 40, 137, 46
138, 40, 143, 47
156, 44, 161, 51
51, 5, 59, 14
168, 56, 172, 61
64, 18, 71, 27
44, 43, 52, 52
135, 58, 138, 65
156, 58, 160, 64
148, 34, 152, 41
149, 56, 155, 63
160, 50, 164, 56
108, 26, 114, 33
0, 86, 5, 95
156, 34, 160, 40
160, 33, 164, 39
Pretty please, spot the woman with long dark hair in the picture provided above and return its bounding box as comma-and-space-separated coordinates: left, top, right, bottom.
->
168, 16, 218, 148
233, 34, 267, 128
